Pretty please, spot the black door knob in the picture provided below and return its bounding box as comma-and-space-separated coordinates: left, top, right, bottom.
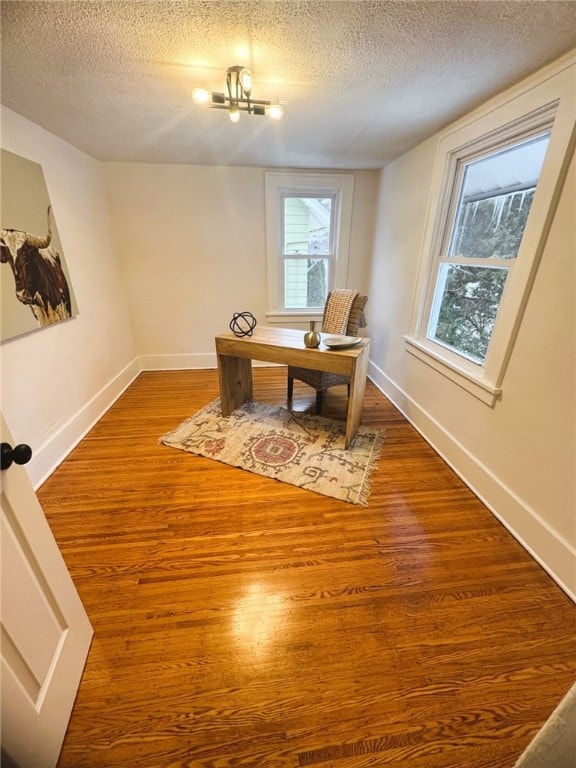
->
1, 442, 33, 470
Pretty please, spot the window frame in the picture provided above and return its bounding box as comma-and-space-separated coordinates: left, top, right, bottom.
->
405, 58, 575, 406
265, 172, 354, 323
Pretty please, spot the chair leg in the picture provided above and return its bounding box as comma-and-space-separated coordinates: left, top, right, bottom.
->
287, 376, 294, 399
315, 390, 323, 415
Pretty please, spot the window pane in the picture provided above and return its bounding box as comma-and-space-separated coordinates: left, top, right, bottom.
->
283, 196, 333, 255
449, 134, 549, 259
284, 258, 327, 309
430, 265, 508, 362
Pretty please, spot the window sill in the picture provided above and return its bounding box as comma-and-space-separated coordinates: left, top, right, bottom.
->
404, 336, 502, 407
266, 311, 323, 325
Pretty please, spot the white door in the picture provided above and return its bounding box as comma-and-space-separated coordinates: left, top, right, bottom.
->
1, 412, 93, 768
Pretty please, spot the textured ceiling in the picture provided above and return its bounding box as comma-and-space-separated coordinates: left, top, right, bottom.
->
1, 1, 575, 169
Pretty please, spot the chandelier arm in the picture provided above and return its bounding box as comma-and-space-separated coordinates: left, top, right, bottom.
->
209, 103, 268, 114
210, 96, 271, 107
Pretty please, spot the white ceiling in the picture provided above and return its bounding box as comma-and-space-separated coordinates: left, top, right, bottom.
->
1, 1, 575, 169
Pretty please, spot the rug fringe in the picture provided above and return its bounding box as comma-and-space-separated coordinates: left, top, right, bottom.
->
357, 428, 385, 507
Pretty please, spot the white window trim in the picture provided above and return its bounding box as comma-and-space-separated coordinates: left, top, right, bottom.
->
406, 55, 575, 406
265, 172, 354, 323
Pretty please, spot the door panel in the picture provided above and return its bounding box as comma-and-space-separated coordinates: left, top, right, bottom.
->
1, 412, 93, 768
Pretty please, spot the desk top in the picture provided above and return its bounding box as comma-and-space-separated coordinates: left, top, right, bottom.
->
215, 326, 369, 374
216, 325, 369, 355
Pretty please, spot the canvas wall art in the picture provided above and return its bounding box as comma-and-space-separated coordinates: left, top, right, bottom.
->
1, 149, 78, 342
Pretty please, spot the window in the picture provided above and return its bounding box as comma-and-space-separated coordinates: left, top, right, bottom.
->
265, 173, 354, 322
406, 59, 575, 405
282, 194, 334, 309
427, 133, 550, 364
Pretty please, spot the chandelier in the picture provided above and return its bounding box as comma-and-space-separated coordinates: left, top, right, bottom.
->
193, 65, 284, 123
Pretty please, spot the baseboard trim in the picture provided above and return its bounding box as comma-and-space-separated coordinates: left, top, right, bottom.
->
139, 353, 281, 370
31, 357, 142, 489
139, 353, 216, 370
368, 360, 576, 604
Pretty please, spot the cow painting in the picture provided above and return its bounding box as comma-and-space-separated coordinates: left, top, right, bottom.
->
1, 206, 72, 327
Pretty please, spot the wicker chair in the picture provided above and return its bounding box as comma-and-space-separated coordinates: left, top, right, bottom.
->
287, 292, 368, 414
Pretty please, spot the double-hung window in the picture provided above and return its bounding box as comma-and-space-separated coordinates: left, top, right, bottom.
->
406, 58, 575, 405
265, 172, 354, 322
281, 193, 335, 310
427, 132, 550, 364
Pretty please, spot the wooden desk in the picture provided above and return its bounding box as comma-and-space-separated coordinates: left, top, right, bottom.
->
215, 326, 370, 449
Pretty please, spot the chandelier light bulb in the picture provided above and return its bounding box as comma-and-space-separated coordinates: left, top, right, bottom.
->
229, 106, 240, 123
265, 104, 284, 120
239, 68, 253, 96
192, 88, 210, 104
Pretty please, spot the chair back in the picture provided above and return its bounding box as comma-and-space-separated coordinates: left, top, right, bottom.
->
321, 292, 367, 336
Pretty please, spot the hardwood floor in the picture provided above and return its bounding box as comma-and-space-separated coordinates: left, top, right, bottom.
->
37, 369, 576, 768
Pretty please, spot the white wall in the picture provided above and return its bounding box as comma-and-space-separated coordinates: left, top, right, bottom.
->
0, 108, 139, 486
366, 63, 576, 600
103, 163, 378, 369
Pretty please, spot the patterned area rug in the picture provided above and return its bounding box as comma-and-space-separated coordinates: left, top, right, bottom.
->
161, 399, 383, 506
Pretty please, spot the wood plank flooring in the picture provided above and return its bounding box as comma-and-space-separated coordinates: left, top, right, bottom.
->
37, 368, 576, 768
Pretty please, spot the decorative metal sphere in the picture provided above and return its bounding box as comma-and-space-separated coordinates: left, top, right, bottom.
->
229, 311, 257, 337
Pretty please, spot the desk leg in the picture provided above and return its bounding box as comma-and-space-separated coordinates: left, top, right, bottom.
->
345, 345, 369, 449
217, 354, 253, 416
